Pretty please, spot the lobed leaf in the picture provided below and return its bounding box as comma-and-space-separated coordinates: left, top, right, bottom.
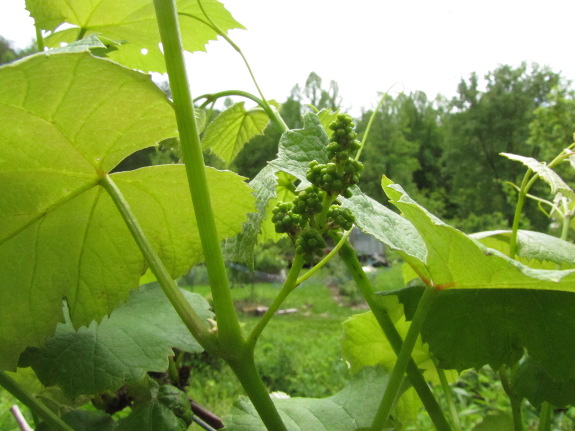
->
26, 0, 244, 73
223, 368, 395, 431
202, 102, 270, 167
381, 177, 575, 291
20, 284, 213, 397
0, 52, 253, 370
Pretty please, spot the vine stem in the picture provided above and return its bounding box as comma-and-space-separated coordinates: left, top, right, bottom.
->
508, 143, 575, 258
152, 0, 242, 352
246, 253, 305, 349
152, 2, 287, 430
537, 402, 552, 431
437, 367, 462, 431
194, 90, 287, 132
179, 5, 288, 132
0, 372, 74, 431
499, 367, 523, 431
370, 285, 438, 431
100, 175, 216, 352
335, 237, 451, 431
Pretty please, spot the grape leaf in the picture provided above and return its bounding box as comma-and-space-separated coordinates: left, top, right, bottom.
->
501, 152, 575, 200
20, 284, 213, 397
0, 52, 253, 370
26, 0, 244, 73
202, 102, 270, 167
471, 230, 575, 269
223, 368, 395, 431
382, 177, 575, 291
394, 285, 575, 380
511, 356, 575, 408
341, 310, 457, 384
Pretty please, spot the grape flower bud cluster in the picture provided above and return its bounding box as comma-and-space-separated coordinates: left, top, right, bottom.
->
272, 114, 363, 262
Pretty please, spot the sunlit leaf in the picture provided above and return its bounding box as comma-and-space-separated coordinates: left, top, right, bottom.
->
26, 0, 244, 73
0, 52, 253, 370
381, 177, 575, 291
202, 102, 270, 167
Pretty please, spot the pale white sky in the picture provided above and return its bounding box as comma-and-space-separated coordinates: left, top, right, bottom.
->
2, 0, 574, 114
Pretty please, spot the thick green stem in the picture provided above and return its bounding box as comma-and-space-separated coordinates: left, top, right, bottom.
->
336, 237, 451, 431
437, 367, 462, 431
0, 372, 74, 431
228, 352, 287, 431
499, 367, 523, 431
153, 0, 243, 351
195, 90, 287, 132
247, 253, 305, 349
537, 402, 552, 431
100, 175, 216, 352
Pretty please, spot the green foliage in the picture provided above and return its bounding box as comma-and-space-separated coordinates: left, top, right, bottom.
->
19, 284, 212, 397
202, 102, 270, 167
224, 368, 395, 431
26, 0, 243, 73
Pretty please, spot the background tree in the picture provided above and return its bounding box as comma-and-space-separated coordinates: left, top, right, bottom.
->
442, 63, 563, 231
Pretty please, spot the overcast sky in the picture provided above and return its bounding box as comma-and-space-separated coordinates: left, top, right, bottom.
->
2, 0, 574, 114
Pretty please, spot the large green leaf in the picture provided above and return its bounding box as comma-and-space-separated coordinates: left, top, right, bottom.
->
382, 177, 575, 291
223, 368, 395, 431
0, 52, 254, 370
395, 285, 575, 380
26, 0, 244, 73
471, 230, 575, 269
20, 284, 213, 397
202, 102, 270, 167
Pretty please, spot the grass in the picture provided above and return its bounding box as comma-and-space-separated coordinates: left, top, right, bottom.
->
186, 274, 359, 416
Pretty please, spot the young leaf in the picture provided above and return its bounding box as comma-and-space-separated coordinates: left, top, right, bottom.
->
26, 0, 244, 73
19, 284, 213, 397
381, 177, 575, 291
223, 368, 396, 431
202, 102, 270, 167
0, 52, 253, 371
501, 152, 575, 200
394, 285, 575, 380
